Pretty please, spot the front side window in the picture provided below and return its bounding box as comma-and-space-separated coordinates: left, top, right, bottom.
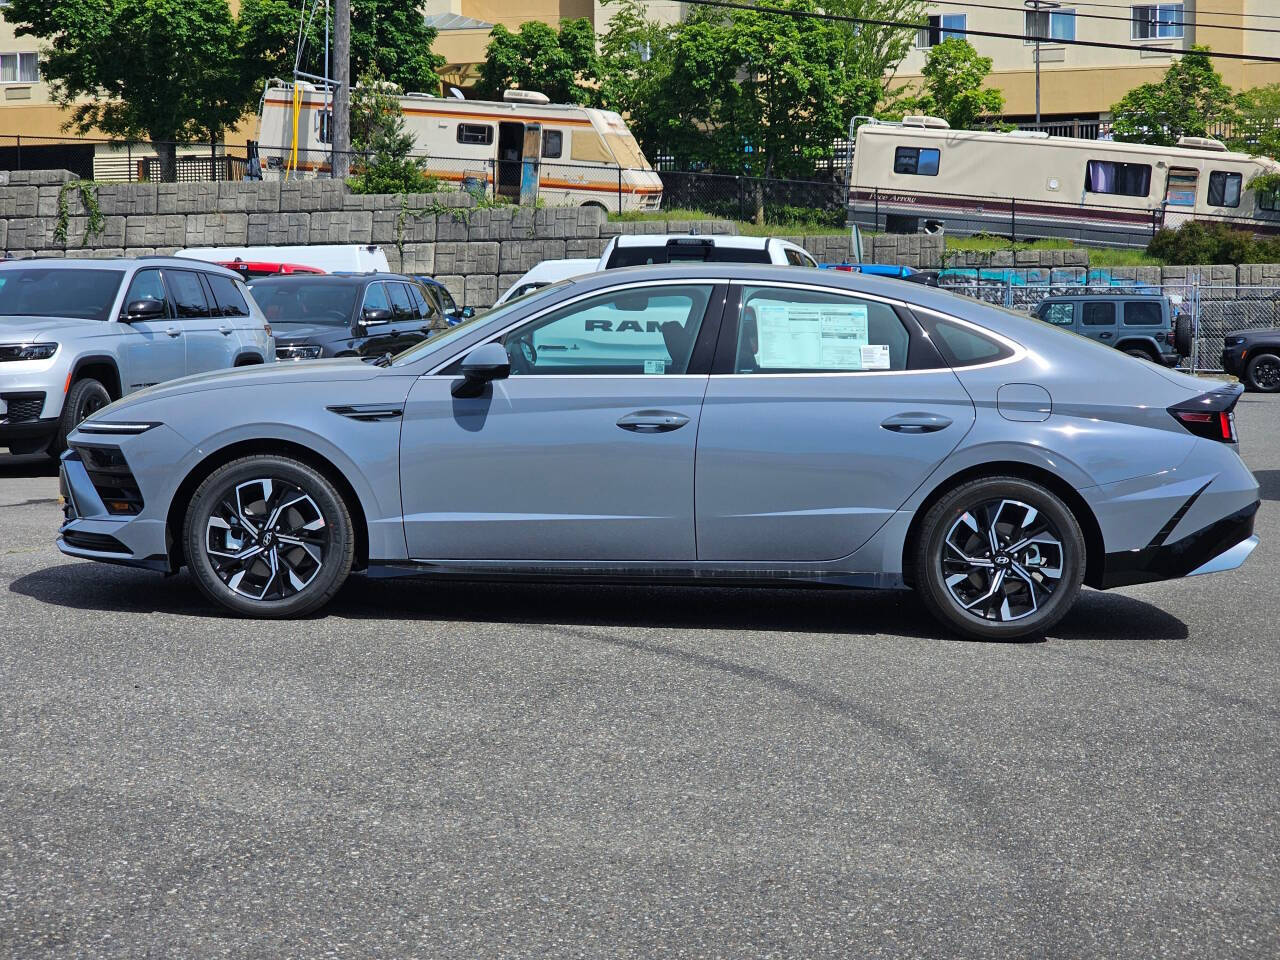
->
1085, 160, 1151, 197
1207, 171, 1242, 208
1132, 4, 1184, 40
1039, 302, 1075, 326
457, 123, 493, 146
361, 282, 391, 314
122, 269, 169, 319
894, 146, 940, 176
1082, 302, 1116, 326
1123, 301, 1163, 326
500, 284, 713, 376
166, 270, 212, 318
542, 129, 563, 159
733, 286, 909, 374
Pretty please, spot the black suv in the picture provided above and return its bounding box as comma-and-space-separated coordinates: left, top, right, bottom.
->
249, 274, 449, 361
1222, 328, 1280, 392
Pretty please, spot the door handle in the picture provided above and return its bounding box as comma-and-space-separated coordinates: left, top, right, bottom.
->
1098, 332, 1113, 339
880, 412, 953, 434
617, 410, 690, 433
218, 325, 233, 335
165, 327, 182, 338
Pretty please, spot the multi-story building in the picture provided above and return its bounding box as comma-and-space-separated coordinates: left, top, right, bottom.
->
895, 1, 1280, 129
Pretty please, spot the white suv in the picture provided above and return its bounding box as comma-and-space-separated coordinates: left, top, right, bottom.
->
0, 258, 273, 458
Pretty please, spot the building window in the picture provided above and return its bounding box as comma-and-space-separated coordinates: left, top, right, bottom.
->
1085, 159, 1151, 197
542, 129, 563, 159
1026, 9, 1076, 42
0, 52, 38, 84
456, 123, 493, 146
1132, 4, 1184, 40
917, 14, 965, 49
1207, 171, 1242, 208
894, 146, 940, 176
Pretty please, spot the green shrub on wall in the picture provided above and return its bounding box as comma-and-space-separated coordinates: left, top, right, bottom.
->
1147, 220, 1280, 265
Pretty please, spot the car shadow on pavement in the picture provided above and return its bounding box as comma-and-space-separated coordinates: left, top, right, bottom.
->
1252, 468, 1280, 502
10, 562, 1189, 642
0, 453, 58, 478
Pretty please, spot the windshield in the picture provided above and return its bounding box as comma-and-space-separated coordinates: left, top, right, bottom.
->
0, 267, 125, 321
391, 279, 575, 366
249, 279, 360, 326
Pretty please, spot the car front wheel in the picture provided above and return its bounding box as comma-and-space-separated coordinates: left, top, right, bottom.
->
914, 476, 1086, 641
183, 455, 355, 617
1245, 352, 1280, 392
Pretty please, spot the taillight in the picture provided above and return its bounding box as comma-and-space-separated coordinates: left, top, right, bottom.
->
1168, 386, 1241, 443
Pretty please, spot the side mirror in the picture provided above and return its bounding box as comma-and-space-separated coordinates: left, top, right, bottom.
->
452, 342, 510, 398
363, 307, 392, 326
124, 298, 165, 321
460, 306, 476, 319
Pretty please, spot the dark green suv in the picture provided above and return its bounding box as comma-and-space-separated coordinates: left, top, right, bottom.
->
1030, 294, 1191, 366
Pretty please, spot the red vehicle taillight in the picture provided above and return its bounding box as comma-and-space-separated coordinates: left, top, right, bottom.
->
1168, 387, 1241, 443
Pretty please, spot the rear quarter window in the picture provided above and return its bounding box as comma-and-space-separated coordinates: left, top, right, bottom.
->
927, 317, 1014, 367
1123, 301, 1163, 326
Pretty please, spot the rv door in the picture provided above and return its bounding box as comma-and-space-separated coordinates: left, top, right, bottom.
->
521, 123, 542, 207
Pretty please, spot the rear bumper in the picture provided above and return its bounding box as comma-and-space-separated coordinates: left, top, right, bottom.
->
1100, 500, 1259, 588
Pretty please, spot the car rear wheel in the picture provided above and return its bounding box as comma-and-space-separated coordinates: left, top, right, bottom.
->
183, 455, 354, 617
1245, 352, 1280, 392
51, 377, 112, 455
1124, 347, 1157, 362
914, 476, 1086, 641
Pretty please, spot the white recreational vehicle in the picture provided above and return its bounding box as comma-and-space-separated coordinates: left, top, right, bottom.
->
847, 117, 1280, 247
258, 81, 663, 213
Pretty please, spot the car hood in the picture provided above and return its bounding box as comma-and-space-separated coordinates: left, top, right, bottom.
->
0, 315, 109, 341
1226, 327, 1280, 340
271, 322, 353, 344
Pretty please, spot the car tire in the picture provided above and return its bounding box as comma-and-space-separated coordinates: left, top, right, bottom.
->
52, 377, 112, 454
1174, 316, 1193, 357
1244, 352, 1280, 393
913, 476, 1086, 641
1124, 347, 1157, 362
183, 455, 355, 618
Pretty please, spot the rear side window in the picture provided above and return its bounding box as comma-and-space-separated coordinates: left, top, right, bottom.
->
409, 283, 438, 321
1085, 160, 1151, 197
1123, 301, 1163, 326
733, 286, 910, 373
894, 146, 940, 176
1039, 302, 1074, 326
206, 274, 251, 317
1082, 302, 1116, 325
457, 123, 493, 145
1208, 171, 1242, 208
928, 318, 1012, 367
387, 282, 413, 319
166, 270, 212, 318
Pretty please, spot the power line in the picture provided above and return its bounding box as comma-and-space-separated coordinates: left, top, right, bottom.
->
920, 0, 1280, 36
679, 0, 1280, 64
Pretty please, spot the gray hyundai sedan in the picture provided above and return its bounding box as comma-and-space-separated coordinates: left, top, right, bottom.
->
56, 264, 1259, 640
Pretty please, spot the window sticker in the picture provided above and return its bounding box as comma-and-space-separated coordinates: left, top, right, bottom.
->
754, 301, 874, 370
643, 359, 666, 374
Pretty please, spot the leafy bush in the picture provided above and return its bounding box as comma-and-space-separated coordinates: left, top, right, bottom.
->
347, 67, 440, 196
1147, 220, 1280, 265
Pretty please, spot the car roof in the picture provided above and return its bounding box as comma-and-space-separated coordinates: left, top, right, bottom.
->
0, 256, 242, 280
248, 272, 417, 285
612, 234, 772, 249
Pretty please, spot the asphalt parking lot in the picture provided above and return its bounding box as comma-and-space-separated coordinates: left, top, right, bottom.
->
1, 395, 1277, 959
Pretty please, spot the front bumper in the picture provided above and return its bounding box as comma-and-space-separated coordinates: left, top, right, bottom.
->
1100, 500, 1260, 588
1222, 348, 1246, 376
1, 416, 57, 447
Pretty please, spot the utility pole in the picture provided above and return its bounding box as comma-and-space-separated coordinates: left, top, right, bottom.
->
1023, 0, 1061, 127
332, 0, 351, 179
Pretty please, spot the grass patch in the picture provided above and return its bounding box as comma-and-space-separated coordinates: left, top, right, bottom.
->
944, 233, 1163, 267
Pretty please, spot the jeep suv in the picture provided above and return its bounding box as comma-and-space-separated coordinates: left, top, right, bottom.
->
1030, 294, 1191, 366
0, 258, 273, 457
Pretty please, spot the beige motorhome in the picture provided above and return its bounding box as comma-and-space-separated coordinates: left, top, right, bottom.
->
258, 81, 663, 212
848, 117, 1280, 247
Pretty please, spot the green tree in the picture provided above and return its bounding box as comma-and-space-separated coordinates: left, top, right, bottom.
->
895, 38, 1004, 130
1110, 47, 1237, 147
824, 1, 928, 110
476, 19, 599, 105
7, 0, 286, 181
596, 0, 676, 154
347, 67, 433, 195
1231, 84, 1280, 159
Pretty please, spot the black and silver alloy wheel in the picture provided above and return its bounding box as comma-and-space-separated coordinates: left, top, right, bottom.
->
184, 455, 355, 617
941, 499, 1065, 623
205, 478, 328, 600
915, 476, 1086, 641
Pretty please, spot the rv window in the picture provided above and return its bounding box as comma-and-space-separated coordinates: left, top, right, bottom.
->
571, 131, 613, 165
542, 129, 563, 159
1261, 188, 1279, 212
457, 123, 493, 146
894, 147, 940, 177
1081, 302, 1115, 326
1123, 301, 1162, 326
1085, 160, 1150, 198
1207, 171, 1242, 208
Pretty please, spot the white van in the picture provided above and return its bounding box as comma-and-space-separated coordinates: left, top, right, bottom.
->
258, 82, 664, 213
176, 244, 391, 274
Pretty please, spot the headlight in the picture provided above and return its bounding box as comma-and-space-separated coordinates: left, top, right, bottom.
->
1223, 336, 1246, 347
276, 344, 323, 360
0, 342, 58, 362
